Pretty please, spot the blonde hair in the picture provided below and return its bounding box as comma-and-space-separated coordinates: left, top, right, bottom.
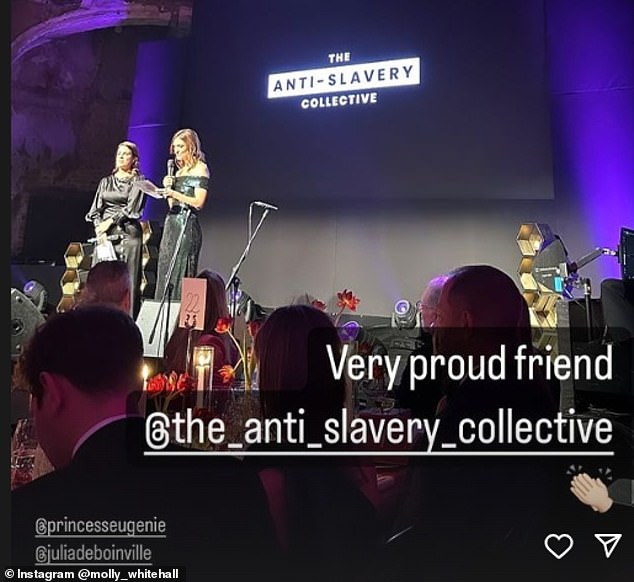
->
170, 128, 206, 171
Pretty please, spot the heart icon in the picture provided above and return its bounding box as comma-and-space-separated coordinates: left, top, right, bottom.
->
544, 533, 574, 559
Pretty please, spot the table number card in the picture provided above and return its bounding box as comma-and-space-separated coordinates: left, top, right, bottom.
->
179, 277, 207, 330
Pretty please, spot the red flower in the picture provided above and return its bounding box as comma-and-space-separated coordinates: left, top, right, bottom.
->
214, 317, 233, 334
247, 320, 263, 338
146, 371, 190, 413
336, 289, 360, 312
147, 374, 167, 397
166, 371, 180, 393
311, 299, 327, 311
218, 365, 236, 384
176, 373, 195, 393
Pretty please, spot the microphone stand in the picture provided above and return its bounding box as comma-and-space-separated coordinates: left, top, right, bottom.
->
228, 276, 242, 334
225, 204, 273, 332
148, 205, 192, 356
564, 247, 618, 343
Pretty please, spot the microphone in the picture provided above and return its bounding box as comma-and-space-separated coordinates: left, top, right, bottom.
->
167, 158, 175, 177
253, 201, 278, 211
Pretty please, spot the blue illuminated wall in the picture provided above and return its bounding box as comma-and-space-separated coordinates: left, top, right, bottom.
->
547, 0, 634, 279
128, 38, 188, 222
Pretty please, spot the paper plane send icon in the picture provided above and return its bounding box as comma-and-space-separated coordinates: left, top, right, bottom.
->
594, 534, 622, 558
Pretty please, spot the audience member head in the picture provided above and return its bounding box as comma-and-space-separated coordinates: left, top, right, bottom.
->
254, 304, 345, 441
418, 273, 451, 330
198, 269, 230, 326
17, 305, 144, 469
163, 269, 230, 373
433, 264, 531, 358
79, 259, 131, 313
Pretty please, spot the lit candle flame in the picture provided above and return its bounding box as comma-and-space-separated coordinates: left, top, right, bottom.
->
197, 352, 211, 367
142, 364, 149, 390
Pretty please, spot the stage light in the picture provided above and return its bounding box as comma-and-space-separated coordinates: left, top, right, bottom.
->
11, 288, 46, 359
23, 279, 48, 313
391, 299, 420, 329
229, 288, 253, 319
339, 320, 361, 342
245, 299, 271, 323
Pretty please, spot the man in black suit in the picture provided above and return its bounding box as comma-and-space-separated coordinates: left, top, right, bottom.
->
11, 305, 280, 580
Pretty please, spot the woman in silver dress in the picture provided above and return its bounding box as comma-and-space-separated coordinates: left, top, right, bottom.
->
85, 140, 145, 317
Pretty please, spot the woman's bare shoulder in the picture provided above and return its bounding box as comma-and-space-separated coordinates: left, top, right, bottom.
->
190, 161, 210, 178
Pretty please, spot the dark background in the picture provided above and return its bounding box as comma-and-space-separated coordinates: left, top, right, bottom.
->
183, 0, 554, 207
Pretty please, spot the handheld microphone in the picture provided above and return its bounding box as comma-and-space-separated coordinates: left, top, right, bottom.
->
167, 158, 175, 177
253, 201, 278, 211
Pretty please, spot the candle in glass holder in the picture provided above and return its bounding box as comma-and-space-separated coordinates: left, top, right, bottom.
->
142, 363, 150, 391
193, 346, 214, 408
139, 363, 150, 416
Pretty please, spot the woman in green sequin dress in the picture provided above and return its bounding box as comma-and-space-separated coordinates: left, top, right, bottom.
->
154, 128, 210, 301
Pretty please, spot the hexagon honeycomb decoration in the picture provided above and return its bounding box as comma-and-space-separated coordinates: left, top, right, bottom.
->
516, 223, 560, 355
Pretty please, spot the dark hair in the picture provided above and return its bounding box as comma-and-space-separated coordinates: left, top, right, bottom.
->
163, 269, 230, 374
254, 304, 346, 441
112, 140, 141, 175
19, 305, 144, 403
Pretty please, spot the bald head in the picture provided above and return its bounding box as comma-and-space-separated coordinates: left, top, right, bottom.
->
441, 265, 529, 328
419, 273, 451, 329
434, 265, 531, 356
79, 260, 131, 314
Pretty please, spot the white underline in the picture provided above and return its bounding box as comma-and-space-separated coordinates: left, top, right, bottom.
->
34, 534, 167, 540
36, 563, 152, 567
144, 450, 613, 457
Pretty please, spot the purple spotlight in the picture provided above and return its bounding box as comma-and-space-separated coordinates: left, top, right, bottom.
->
393, 299, 418, 329
394, 299, 411, 316
338, 320, 361, 343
